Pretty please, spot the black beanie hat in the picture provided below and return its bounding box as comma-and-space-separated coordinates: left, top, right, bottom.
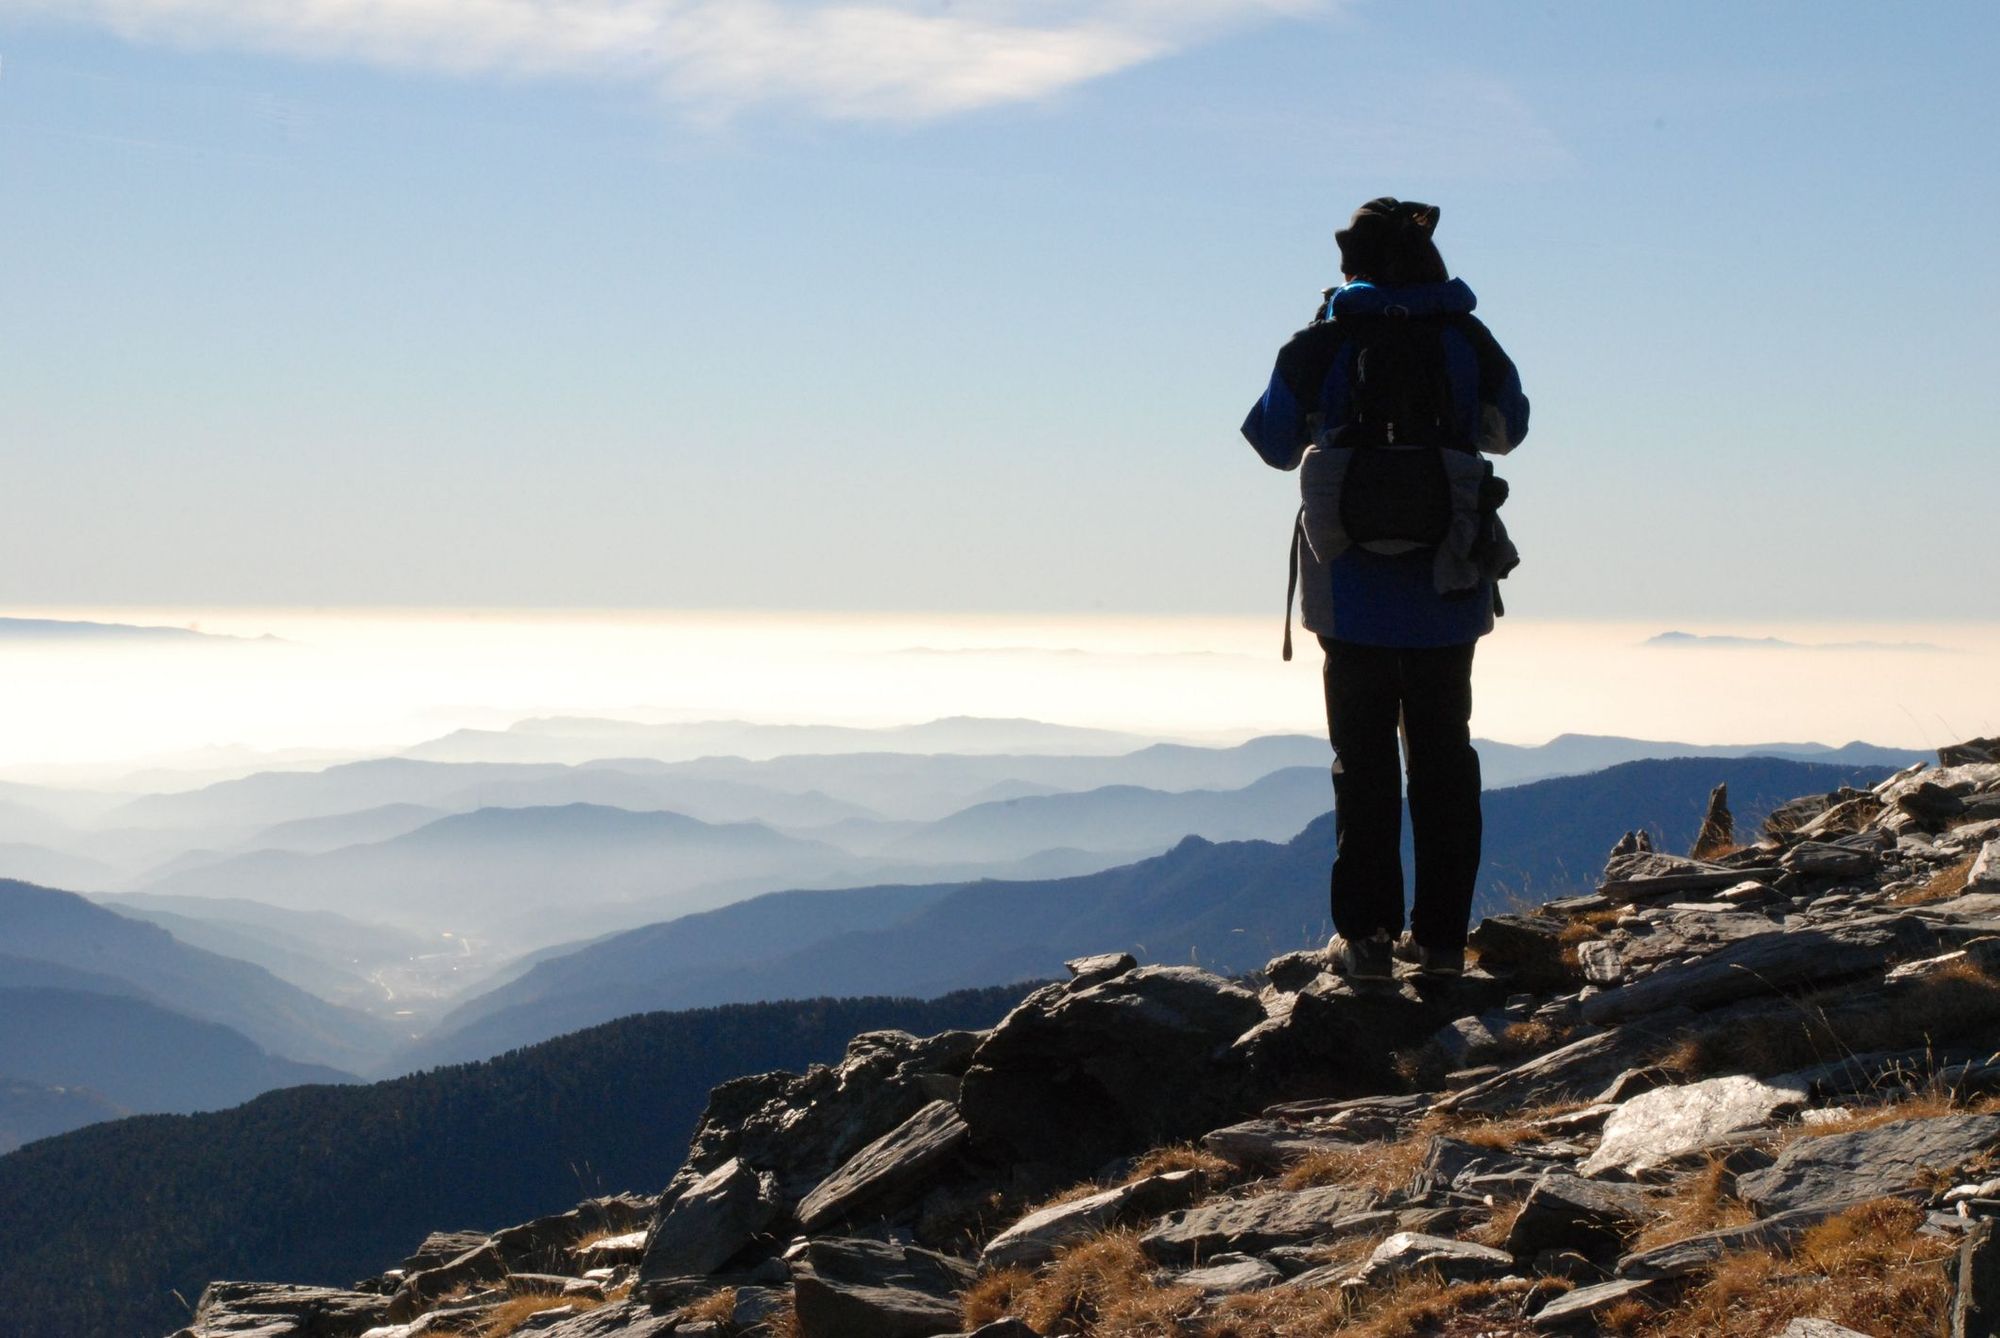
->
1335, 197, 1447, 285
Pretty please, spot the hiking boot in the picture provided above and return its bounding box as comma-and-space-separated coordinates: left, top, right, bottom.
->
1417, 945, 1465, 979
1327, 931, 1394, 981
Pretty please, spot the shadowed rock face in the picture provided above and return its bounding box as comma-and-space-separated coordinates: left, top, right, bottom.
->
957, 963, 1265, 1177
158, 742, 2000, 1338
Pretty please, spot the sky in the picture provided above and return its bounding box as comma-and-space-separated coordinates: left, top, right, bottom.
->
1, 1, 1997, 622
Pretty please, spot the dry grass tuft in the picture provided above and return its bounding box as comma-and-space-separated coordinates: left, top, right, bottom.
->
1560, 909, 1626, 942
1497, 1019, 1569, 1057
674, 1287, 737, 1325
1201, 1274, 1552, 1338
960, 1266, 1037, 1330
760, 1297, 801, 1338
1641, 1199, 1952, 1337
1895, 855, 1978, 905
476, 1294, 602, 1337
1629, 1155, 1751, 1251
966, 1228, 1203, 1335
1126, 1143, 1236, 1185
1278, 1132, 1434, 1197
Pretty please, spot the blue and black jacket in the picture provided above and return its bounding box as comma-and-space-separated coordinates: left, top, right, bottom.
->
1242, 278, 1529, 648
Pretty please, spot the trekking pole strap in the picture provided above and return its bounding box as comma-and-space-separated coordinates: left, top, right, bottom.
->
1282, 507, 1304, 661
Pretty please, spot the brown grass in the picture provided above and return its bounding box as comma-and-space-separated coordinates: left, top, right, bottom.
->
1629, 1155, 1751, 1251
1279, 1135, 1433, 1197
1894, 855, 1977, 906
1497, 1019, 1569, 1057
1125, 1144, 1237, 1185
961, 1228, 1203, 1335
1275, 1106, 1567, 1199
1560, 909, 1626, 942
476, 1294, 602, 1337
1637, 1199, 1952, 1337
674, 1287, 737, 1325
1671, 958, 2000, 1079
760, 1297, 801, 1338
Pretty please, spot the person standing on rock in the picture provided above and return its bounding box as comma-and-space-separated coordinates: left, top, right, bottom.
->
1241, 198, 1529, 981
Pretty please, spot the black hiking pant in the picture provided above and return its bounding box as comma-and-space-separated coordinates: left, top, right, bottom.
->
1320, 636, 1482, 952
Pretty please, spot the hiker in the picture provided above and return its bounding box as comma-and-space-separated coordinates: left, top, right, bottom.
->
1240, 198, 1529, 980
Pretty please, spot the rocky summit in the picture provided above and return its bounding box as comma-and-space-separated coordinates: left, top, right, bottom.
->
173, 743, 2000, 1337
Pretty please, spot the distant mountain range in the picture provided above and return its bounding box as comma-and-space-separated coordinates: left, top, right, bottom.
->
1646, 630, 1952, 653
401, 714, 1160, 765
0, 986, 1037, 1338
0, 881, 398, 1072
92, 894, 445, 1015
0, 616, 277, 643
398, 755, 1893, 1071
0, 987, 350, 1114
137, 804, 851, 944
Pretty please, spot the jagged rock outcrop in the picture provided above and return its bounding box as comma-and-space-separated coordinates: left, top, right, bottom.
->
174, 740, 2000, 1337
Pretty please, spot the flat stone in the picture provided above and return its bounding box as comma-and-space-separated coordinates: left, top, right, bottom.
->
398, 1230, 489, 1274
980, 1170, 1202, 1269
638, 1157, 781, 1281
1505, 1173, 1650, 1258
1439, 1013, 1690, 1116
194, 1283, 390, 1338
797, 1099, 968, 1232
1531, 1277, 1657, 1329
1777, 1322, 1876, 1338
1065, 952, 1137, 986
1581, 920, 1934, 1026
530, 1302, 682, 1337
1577, 940, 1624, 985
1784, 841, 1882, 878
1600, 853, 1778, 903
1139, 1185, 1381, 1265
1202, 1114, 1362, 1169
1581, 1075, 1805, 1178
1618, 1207, 1838, 1279
1177, 1253, 1283, 1294
791, 1237, 975, 1338
1352, 1232, 1514, 1286
1738, 1114, 2000, 1217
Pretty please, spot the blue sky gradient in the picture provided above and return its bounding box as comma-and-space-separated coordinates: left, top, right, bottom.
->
2, 2, 1994, 618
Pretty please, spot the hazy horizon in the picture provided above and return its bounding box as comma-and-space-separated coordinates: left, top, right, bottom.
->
1, 606, 1991, 784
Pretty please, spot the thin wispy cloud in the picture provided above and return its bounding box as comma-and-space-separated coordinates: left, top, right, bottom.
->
1, 0, 1326, 120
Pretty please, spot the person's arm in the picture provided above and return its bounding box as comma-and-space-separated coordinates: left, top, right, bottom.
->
1461, 315, 1529, 455
1241, 324, 1341, 470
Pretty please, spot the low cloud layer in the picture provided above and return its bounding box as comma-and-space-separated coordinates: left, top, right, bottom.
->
2, 0, 1320, 119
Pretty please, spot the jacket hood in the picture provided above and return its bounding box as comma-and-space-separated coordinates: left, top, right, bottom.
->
1327, 278, 1476, 320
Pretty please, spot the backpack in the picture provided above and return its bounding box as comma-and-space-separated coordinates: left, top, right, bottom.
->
1305, 312, 1465, 552
1281, 311, 1515, 659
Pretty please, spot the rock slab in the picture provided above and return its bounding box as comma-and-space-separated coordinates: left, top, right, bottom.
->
1581, 1075, 1806, 1177
791, 1237, 975, 1338
639, 1157, 781, 1281
1737, 1114, 2000, 1217
796, 1099, 968, 1232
